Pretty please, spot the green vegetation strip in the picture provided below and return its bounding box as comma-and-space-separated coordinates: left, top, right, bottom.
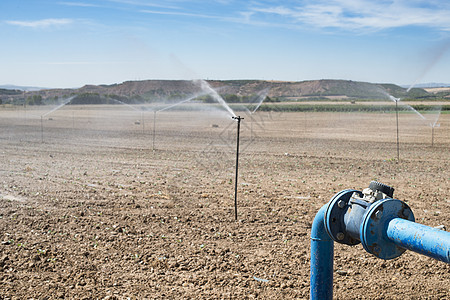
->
251, 103, 450, 113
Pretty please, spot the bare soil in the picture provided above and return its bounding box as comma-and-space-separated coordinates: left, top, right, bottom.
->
0, 107, 449, 299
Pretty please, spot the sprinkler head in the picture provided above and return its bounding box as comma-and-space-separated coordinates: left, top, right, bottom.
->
232, 116, 244, 121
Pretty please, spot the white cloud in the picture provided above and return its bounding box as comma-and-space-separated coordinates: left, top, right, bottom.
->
42, 61, 133, 65
58, 2, 99, 7
106, 0, 180, 10
5, 18, 73, 29
140, 9, 222, 20
250, 0, 450, 32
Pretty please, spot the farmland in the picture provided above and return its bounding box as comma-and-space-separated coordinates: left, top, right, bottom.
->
0, 106, 449, 299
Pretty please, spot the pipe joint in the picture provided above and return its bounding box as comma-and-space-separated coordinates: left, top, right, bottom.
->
360, 198, 415, 259
324, 181, 415, 260
311, 182, 450, 299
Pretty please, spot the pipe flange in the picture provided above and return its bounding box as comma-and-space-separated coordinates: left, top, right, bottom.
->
360, 198, 415, 260
325, 189, 362, 245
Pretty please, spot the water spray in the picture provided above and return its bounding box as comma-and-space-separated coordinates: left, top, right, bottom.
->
428, 107, 441, 147
42, 96, 76, 118
249, 88, 270, 142
387, 93, 443, 151
109, 98, 141, 112
406, 40, 450, 92
232, 116, 243, 221
108, 98, 147, 134
39, 96, 77, 143
156, 93, 204, 113
195, 80, 236, 118
251, 88, 271, 114
387, 94, 423, 162
151, 92, 211, 150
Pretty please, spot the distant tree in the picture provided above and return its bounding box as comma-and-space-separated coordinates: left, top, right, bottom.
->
167, 93, 186, 101
105, 94, 130, 104
224, 94, 240, 103
265, 96, 281, 102
72, 93, 103, 104
0, 98, 2, 105
26, 95, 43, 105
197, 95, 215, 103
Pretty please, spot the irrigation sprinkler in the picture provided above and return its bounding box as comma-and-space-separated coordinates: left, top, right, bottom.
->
141, 111, 145, 134
386, 93, 430, 162
23, 103, 27, 125
427, 109, 441, 147
152, 111, 156, 150
304, 111, 307, 133
38, 96, 77, 142
40, 115, 44, 143
150, 92, 210, 150
395, 98, 400, 162
387, 95, 408, 162
310, 181, 450, 299
196, 79, 236, 118
431, 123, 440, 146
232, 116, 243, 221
248, 88, 270, 142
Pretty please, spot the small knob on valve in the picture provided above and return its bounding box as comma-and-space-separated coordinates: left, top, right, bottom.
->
368, 181, 394, 198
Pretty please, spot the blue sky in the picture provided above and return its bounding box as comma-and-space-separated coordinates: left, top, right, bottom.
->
1, 0, 450, 88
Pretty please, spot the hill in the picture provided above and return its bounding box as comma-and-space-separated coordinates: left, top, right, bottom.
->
72, 79, 429, 100
0, 85, 47, 91
1, 79, 444, 105
0, 88, 22, 96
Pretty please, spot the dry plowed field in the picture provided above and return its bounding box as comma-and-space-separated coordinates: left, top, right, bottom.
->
0, 106, 449, 299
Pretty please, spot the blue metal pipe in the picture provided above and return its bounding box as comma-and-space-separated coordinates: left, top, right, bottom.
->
386, 218, 450, 263
310, 183, 450, 299
310, 204, 334, 300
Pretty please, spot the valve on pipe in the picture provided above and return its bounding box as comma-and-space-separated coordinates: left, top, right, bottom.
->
311, 182, 449, 299
323, 181, 449, 262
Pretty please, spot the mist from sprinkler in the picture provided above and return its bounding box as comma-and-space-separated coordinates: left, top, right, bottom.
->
41, 96, 77, 118
386, 93, 442, 131
402, 40, 448, 145
428, 108, 441, 146
109, 98, 142, 112
195, 79, 237, 118
151, 91, 210, 150
386, 94, 426, 120
40, 96, 76, 143
379, 88, 443, 158
382, 93, 423, 162
109, 98, 148, 133
406, 40, 450, 92
156, 92, 207, 113
246, 88, 271, 141
250, 88, 271, 114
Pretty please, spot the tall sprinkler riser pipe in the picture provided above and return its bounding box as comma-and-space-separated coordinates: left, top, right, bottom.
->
232, 116, 243, 221
310, 181, 450, 300
40, 115, 44, 143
